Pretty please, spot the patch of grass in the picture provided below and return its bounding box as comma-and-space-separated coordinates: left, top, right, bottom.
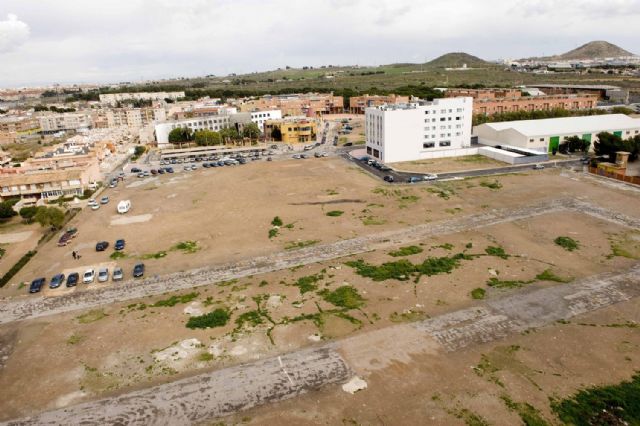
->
268, 228, 279, 239
554, 236, 579, 252
271, 216, 283, 227
551, 372, 640, 425
186, 309, 230, 329
76, 309, 108, 324
235, 310, 265, 329
501, 396, 549, 426
426, 183, 456, 199
451, 408, 491, 426
480, 180, 503, 190
445, 207, 463, 214
471, 288, 486, 300
142, 250, 167, 259
172, 240, 199, 254
325, 189, 339, 195
415, 254, 465, 279
535, 269, 572, 283
485, 245, 509, 259
362, 216, 386, 225
284, 240, 320, 250
319, 286, 365, 309
345, 259, 415, 281
400, 195, 419, 203
67, 333, 84, 345
434, 243, 454, 251
109, 251, 127, 260
390, 309, 429, 323
388, 245, 423, 257
326, 210, 344, 217
197, 352, 214, 362
294, 274, 323, 294
487, 277, 532, 289
153, 292, 199, 307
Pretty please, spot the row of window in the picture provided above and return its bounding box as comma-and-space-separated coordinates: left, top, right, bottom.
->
423, 141, 451, 148
425, 108, 464, 114
425, 132, 462, 139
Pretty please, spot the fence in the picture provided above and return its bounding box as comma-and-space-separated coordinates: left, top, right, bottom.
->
589, 167, 640, 185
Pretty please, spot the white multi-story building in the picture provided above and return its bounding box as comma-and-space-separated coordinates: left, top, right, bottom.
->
99, 92, 185, 106
365, 97, 473, 163
155, 115, 232, 146
106, 108, 167, 129
249, 110, 282, 132
38, 113, 93, 133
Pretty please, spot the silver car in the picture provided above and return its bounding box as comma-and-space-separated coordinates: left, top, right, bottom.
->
112, 267, 123, 281
97, 267, 109, 283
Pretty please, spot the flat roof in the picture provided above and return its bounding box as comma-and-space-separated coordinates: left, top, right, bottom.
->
1, 169, 82, 186
526, 84, 621, 90
479, 114, 640, 136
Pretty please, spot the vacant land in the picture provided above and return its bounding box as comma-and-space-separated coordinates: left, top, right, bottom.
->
1, 156, 640, 424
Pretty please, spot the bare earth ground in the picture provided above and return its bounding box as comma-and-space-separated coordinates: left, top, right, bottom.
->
0, 221, 41, 277
1, 158, 640, 424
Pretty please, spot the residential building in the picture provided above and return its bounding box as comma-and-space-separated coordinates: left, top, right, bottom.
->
349, 94, 410, 114
0, 116, 40, 144
365, 97, 473, 163
474, 114, 640, 153
444, 88, 598, 116
99, 91, 185, 106
264, 117, 318, 144
38, 113, 92, 133
0, 169, 88, 201
246, 110, 282, 132
236, 93, 343, 116
523, 84, 629, 103
106, 108, 167, 128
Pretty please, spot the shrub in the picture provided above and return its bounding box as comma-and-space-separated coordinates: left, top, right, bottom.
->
535, 269, 572, 283
153, 292, 199, 307
319, 286, 365, 309
268, 228, 278, 239
480, 180, 503, 190
485, 246, 509, 259
284, 240, 319, 250
110, 251, 126, 260
271, 216, 283, 227
294, 274, 323, 294
0, 250, 36, 288
19, 206, 39, 221
555, 236, 579, 252
345, 259, 415, 281
173, 241, 199, 253
186, 309, 230, 329
388, 246, 423, 257
471, 288, 486, 300
0, 201, 17, 219
326, 210, 344, 217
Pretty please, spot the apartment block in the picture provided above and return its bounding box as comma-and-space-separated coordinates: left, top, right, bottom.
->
264, 118, 317, 144
365, 97, 473, 163
0, 169, 88, 201
38, 113, 92, 133
237, 93, 343, 116
349, 94, 410, 114
106, 108, 167, 129
0, 116, 41, 144
444, 88, 598, 116
99, 91, 185, 106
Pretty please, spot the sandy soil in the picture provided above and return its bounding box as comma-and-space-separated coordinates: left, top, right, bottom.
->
390, 155, 509, 174
0, 221, 42, 277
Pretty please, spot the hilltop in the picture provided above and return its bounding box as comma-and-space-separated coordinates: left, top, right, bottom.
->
425, 52, 492, 68
528, 41, 636, 61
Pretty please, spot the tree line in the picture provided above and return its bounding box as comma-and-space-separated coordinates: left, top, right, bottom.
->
168, 122, 261, 146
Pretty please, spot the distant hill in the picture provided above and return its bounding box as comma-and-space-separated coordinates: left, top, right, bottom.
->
425, 52, 491, 68
529, 41, 636, 61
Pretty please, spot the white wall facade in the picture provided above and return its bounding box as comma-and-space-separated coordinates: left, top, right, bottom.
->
99, 92, 185, 106
365, 97, 473, 163
155, 115, 231, 146
38, 113, 93, 133
250, 110, 282, 132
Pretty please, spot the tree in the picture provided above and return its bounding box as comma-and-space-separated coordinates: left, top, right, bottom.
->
563, 136, 590, 153
242, 122, 261, 140
219, 127, 240, 144
134, 146, 146, 157
34, 207, 65, 229
271, 127, 282, 141
0, 202, 17, 219
168, 127, 194, 145
194, 130, 222, 146
19, 206, 39, 222
594, 132, 623, 160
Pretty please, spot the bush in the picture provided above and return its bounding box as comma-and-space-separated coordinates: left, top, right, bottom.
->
0, 201, 17, 219
34, 206, 65, 229
388, 246, 423, 257
554, 236, 579, 252
485, 246, 509, 259
294, 274, 323, 294
186, 309, 230, 329
471, 288, 486, 300
319, 286, 365, 309
153, 292, 199, 307
0, 250, 36, 288
271, 216, 283, 227
19, 206, 39, 221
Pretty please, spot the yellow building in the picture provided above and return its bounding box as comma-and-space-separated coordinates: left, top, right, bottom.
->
265, 119, 317, 144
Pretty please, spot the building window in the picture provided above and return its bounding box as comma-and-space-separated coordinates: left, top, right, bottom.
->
423, 142, 435, 148
440, 141, 451, 147
539, 138, 544, 142
529, 139, 534, 142
440, 117, 446, 121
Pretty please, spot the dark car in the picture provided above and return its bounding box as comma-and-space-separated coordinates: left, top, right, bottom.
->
383, 175, 394, 182
203, 162, 210, 168
29, 278, 45, 293
114, 239, 126, 251
50, 273, 65, 289
157, 168, 165, 174
66, 272, 79, 288
166, 167, 174, 173
133, 263, 145, 278
131, 167, 142, 173
96, 241, 109, 251
407, 176, 421, 184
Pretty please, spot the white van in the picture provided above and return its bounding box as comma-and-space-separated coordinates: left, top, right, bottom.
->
117, 200, 131, 214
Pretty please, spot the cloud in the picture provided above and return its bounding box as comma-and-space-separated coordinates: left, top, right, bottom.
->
0, 13, 29, 53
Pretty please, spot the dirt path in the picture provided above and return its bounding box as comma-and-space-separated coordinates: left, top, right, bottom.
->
4, 263, 639, 425
1, 197, 637, 326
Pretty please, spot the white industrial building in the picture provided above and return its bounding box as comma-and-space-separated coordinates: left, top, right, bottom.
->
365, 97, 473, 163
474, 114, 640, 153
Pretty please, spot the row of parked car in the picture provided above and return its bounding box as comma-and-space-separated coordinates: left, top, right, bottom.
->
28, 263, 145, 293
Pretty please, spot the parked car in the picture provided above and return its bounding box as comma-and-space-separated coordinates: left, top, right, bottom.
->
91, 203, 100, 211
98, 268, 109, 283
190, 164, 197, 170
83, 269, 95, 284
87, 198, 97, 206
29, 277, 46, 293
112, 267, 124, 281
114, 239, 125, 250
137, 172, 145, 178
300, 154, 308, 159
314, 152, 322, 158
133, 263, 145, 278
267, 156, 273, 162
423, 174, 438, 181
66, 272, 79, 287
533, 164, 545, 170
238, 158, 247, 164
100, 196, 109, 204
57, 227, 78, 247
407, 176, 421, 184
109, 180, 117, 188
143, 171, 150, 177
96, 241, 109, 251
131, 167, 142, 173
150, 169, 157, 175
166, 167, 174, 173
383, 175, 394, 183
203, 162, 210, 168
183, 165, 190, 171
158, 168, 165, 174
292, 154, 301, 159
49, 273, 65, 289
117, 200, 131, 214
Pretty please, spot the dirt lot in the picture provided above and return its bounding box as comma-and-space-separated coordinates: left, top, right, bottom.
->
0, 220, 42, 278
2, 157, 640, 423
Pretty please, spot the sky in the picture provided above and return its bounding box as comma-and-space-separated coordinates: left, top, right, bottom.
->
0, 0, 639, 87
